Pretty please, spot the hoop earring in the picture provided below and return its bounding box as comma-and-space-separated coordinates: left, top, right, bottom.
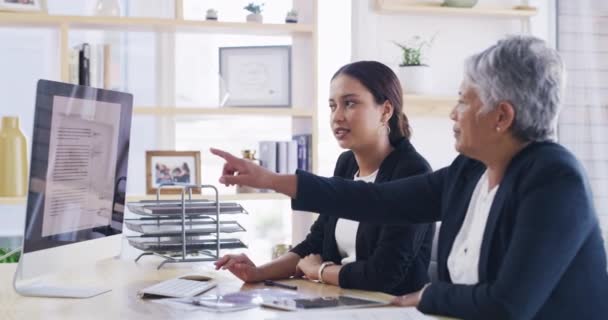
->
386, 123, 391, 135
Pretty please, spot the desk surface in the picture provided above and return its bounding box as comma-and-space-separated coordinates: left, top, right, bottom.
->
0, 256, 446, 320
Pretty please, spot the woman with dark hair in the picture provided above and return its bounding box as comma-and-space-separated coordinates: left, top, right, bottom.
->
214, 61, 434, 295
212, 36, 608, 319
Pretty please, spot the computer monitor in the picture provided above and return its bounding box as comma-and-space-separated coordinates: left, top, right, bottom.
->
13, 79, 133, 298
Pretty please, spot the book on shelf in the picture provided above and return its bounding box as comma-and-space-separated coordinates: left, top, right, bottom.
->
258, 136, 310, 175
292, 134, 312, 172
69, 43, 113, 89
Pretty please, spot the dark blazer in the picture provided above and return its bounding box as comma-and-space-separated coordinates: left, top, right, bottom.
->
293, 142, 608, 320
291, 138, 434, 295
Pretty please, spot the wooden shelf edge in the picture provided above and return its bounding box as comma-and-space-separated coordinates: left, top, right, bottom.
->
376, 1, 537, 18
0, 13, 314, 34
133, 107, 314, 117
0, 197, 26, 205
404, 94, 456, 117
0, 193, 290, 205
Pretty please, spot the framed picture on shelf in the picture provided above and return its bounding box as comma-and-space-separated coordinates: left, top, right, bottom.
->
0, 0, 46, 12
219, 45, 291, 108
145, 151, 201, 195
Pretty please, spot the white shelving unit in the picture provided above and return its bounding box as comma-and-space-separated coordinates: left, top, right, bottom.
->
374, 0, 536, 118
0, 0, 319, 243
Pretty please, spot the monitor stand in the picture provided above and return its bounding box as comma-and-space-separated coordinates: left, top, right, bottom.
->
13, 257, 111, 299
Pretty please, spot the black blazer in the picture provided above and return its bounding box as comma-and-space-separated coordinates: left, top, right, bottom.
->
293, 142, 608, 320
291, 138, 434, 295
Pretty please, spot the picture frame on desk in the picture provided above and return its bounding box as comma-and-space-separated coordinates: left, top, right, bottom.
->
0, 0, 46, 12
145, 151, 201, 195
219, 45, 292, 108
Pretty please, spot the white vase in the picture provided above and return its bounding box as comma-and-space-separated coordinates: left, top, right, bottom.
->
398, 65, 432, 94
94, 0, 121, 17
246, 13, 263, 23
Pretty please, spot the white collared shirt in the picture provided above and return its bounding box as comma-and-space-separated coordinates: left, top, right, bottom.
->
335, 169, 378, 265
447, 170, 499, 284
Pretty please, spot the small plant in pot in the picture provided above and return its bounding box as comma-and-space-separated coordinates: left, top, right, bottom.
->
244, 2, 264, 23
285, 9, 298, 23
393, 35, 436, 94
205, 8, 218, 21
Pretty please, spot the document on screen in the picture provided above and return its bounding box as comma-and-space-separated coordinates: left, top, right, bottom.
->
41, 95, 121, 237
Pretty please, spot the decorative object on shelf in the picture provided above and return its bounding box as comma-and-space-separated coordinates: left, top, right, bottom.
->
0, 0, 46, 12
205, 8, 218, 21
285, 9, 298, 23
236, 150, 261, 194
0, 116, 28, 197
393, 34, 436, 94
145, 151, 201, 195
93, 0, 120, 17
244, 2, 264, 23
441, 0, 478, 8
271, 243, 293, 259
219, 45, 292, 108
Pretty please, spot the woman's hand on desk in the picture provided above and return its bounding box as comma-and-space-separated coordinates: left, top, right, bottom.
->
296, 254, 323, 280
391, 288, 423, 307
214, 253, 261, 283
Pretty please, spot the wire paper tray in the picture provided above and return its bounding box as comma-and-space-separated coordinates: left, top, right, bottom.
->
128, 237, 247, 253
125, 219, 246, 236
127, 201, 247, 216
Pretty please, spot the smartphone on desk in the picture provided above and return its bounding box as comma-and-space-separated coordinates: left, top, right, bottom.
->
261, 295, 387, 311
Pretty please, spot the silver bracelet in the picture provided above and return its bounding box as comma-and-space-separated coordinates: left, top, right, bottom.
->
317, 262, 334, 284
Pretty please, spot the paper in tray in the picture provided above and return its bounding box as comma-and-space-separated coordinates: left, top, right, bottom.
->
127, 201, 247, 216
127, 237, 247, 253
124, 219, 246, 236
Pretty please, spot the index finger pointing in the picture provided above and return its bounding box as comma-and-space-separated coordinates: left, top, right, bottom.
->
210, 148, 239, 162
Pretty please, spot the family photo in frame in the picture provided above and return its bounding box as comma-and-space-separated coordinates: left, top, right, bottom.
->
0, 0, 46, 12
145, 151, 201, 195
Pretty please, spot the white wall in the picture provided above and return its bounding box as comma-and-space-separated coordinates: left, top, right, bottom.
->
350, 0, 553, 169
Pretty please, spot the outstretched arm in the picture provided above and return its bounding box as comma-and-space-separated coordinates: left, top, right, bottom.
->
211, 148, 298, 197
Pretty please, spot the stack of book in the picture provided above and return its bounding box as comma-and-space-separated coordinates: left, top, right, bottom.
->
69, 43, 113, 89
259, 134, 312, 174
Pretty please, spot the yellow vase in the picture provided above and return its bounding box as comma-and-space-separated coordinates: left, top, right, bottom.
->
0, 116, 28, 197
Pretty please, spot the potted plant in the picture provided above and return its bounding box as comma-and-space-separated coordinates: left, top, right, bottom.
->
285, 9, 298, 23
205, 8, 218, 21
393, 35, 436, 94
244, 2, 264, 23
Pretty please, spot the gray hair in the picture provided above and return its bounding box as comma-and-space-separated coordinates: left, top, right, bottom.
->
464, 35, 565, 142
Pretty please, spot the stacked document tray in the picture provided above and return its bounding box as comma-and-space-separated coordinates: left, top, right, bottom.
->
125, 191, 249, 269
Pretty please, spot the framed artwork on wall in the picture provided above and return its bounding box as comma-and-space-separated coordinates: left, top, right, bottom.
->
219, 45, 292, 108
0, 0, 47, 12
145, 151, 201, 195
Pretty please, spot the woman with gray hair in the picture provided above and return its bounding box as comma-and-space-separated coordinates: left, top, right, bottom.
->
211, 35, 608, 319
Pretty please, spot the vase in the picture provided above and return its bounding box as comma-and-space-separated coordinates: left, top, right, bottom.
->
0, 116, 28, 197
441, 0, 478, 8
246, 13, 263, 23
94, 0, 121, 17
398, 65, 432, 94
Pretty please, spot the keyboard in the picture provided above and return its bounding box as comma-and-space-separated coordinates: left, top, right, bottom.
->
138, 275, 216, 299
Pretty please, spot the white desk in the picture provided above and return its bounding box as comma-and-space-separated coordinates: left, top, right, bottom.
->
0, 256, 448, 320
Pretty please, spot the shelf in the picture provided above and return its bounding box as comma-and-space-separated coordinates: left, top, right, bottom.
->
0, 13, 314, 35
126, 193, 290, 202
375, 0, 537, 18
404, 94, 456, 117
0, 197, 26, 205
133, 107, 314, 118
0, 193, 290, 206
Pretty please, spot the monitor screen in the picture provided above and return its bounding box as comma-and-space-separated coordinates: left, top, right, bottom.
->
22, 80, 132, 253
